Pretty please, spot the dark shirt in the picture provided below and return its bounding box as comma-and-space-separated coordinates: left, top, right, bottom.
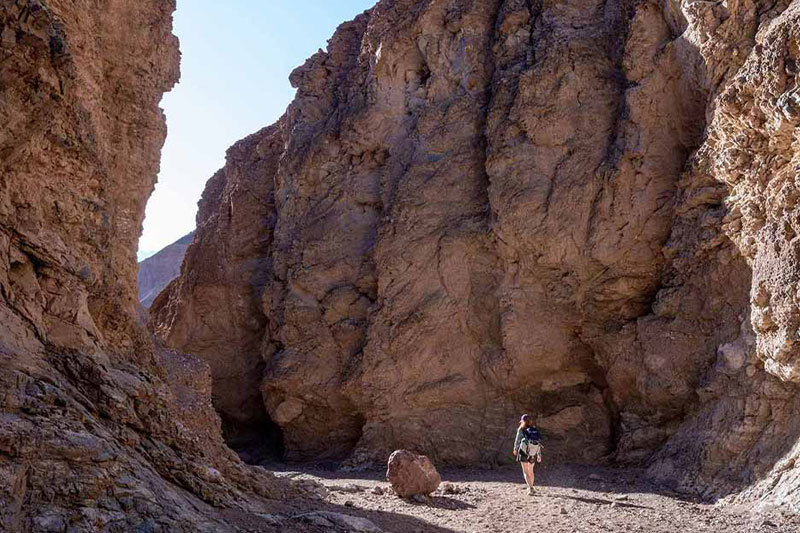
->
514, 425, 542, 451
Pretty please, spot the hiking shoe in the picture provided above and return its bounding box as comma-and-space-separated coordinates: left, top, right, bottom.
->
527, 487, 536, 496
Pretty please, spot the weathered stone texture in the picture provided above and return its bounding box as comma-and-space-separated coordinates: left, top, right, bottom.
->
0, 1, 299, 530
386, 450, 441, 497
153, 0, 800, 511
150, 126, 285, 460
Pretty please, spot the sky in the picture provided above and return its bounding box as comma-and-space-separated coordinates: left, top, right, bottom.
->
138, 0, 375, 260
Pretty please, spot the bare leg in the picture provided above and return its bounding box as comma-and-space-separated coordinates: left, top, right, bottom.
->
522, 462, 534, 488
530, 462, 536, 487
520, 462, 533, 488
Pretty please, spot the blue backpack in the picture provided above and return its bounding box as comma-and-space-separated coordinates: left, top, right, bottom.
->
524, 426, 541, 443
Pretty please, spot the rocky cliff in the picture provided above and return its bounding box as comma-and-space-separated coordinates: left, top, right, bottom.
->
151, 127, 285, 463
138, 232, 194, 308
0, 1, 304, 530
152, 0, 800, 511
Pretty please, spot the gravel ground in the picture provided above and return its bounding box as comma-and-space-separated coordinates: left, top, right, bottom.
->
264, 463, 800, 533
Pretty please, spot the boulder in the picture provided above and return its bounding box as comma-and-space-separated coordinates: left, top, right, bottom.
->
386, 450, 441, 497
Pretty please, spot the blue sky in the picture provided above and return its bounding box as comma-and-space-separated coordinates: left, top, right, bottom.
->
138, 0, 375, 259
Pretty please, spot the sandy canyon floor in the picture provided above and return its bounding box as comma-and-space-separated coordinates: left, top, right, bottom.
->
225, 463, 800, 533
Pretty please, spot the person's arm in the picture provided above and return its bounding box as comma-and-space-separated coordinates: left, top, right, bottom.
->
513, 428, 522, 455
535, 428, 543, 462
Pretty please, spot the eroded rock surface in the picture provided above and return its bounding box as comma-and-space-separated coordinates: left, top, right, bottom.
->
0, 1, 301, 530
152, 0, 800, 511
151, 126, 286, 462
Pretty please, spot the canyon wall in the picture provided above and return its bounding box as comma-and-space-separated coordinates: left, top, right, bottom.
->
151, 127, 286, 462
152, 0, 800, 510
0, 1, 300, 530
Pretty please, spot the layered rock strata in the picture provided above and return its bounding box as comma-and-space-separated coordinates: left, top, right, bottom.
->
152, 0, 800, 510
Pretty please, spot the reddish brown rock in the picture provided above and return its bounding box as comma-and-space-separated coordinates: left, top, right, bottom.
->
642, 4, 800, 510
0, 1, 305, 530
150, 125, 286, 461
386, 450, 441, 498
152, 0, 800, 513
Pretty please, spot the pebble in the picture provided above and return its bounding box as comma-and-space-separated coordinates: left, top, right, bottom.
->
441, 482, 463, 494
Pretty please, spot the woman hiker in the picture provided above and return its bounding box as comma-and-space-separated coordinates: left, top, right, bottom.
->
513, 413, 543, 495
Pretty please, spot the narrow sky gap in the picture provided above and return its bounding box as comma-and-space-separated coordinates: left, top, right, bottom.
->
138, 0, 375, 260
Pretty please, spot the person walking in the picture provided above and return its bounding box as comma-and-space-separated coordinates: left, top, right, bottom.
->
513, 414, 543, 495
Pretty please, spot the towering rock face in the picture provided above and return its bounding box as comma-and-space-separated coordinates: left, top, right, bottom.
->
151, 126, 286, 461
138, 231, 194, 308
0, 1, 296, 530
646, 3, 800, 506
152, 0, 800, 509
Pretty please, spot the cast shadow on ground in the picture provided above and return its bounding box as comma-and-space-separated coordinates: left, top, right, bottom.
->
269, 462, 712, 505
548, 493, 652, 510
311, 501, 461, 533
220, 499, 460, 533
405, 495, 476, 511
441, 464, 708, 504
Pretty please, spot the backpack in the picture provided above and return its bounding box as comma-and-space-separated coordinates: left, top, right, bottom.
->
518, 427, 543, 459
518, 438, 542, 458
525, 426, 541, 443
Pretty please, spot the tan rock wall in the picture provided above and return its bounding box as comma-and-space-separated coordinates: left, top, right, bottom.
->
153, 0, 800, 510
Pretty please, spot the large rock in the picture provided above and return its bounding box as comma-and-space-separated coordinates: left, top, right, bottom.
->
152, 0, 800, 511
386, 450, 441, 498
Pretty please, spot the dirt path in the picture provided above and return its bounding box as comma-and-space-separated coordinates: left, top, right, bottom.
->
264, 464, 799, 533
